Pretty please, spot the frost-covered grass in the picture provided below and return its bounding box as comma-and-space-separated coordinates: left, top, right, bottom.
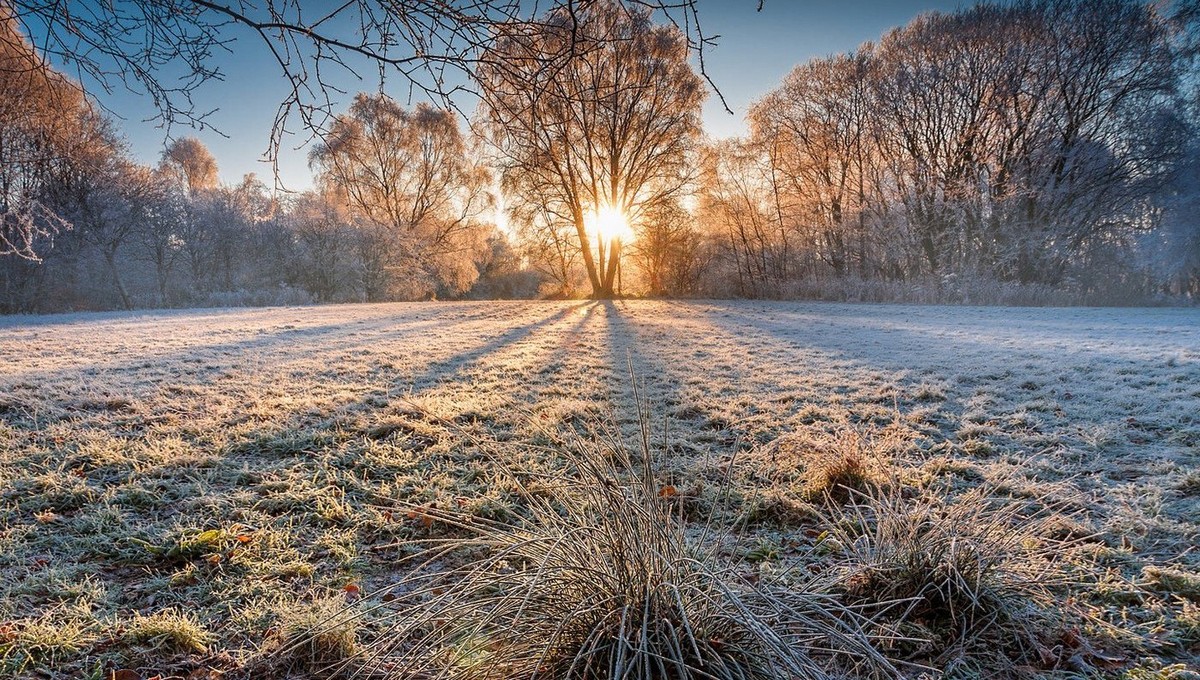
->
0, 300, 1197, 678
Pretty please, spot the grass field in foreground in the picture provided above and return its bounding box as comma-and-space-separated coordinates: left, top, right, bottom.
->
1, 300, 1198, 678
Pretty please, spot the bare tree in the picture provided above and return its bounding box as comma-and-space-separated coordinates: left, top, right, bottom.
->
630, 197, 704, 296
134, 171, 186, 305
511, 195, 584, 297
734, 0, 1189, 297
479, 0, 704, 298
310, 93, 492, 299
159, 137, 219, 194
698, 139, 786, 297
752, 52, 873, 278
45, 137, 147, 310
288, 190, 355, 302
0, 12, 84, 260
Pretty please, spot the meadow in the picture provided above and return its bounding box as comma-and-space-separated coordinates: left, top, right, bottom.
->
1, 300, 1198, 679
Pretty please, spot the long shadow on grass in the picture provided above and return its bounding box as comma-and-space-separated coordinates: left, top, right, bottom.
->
600, 300, 764, 457
692, 300, 1200, 369
1, 302, 569, 395
259, 300, 596, 435
397, 301, 593, 392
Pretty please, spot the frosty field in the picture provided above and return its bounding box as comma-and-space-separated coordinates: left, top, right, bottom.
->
1, 300, 1198, 678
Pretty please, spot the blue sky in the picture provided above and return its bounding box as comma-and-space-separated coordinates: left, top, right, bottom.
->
42, 0, 965, 190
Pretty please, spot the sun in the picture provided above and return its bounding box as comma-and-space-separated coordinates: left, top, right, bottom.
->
588, 204, 635, 243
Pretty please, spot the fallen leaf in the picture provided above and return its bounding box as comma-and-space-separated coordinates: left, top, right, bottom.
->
657, 485, 677, 497
109, 670, 142, 680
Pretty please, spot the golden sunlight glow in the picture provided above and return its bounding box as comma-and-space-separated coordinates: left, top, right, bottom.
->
588, 205, 635, 243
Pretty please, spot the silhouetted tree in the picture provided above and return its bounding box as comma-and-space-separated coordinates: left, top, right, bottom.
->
479, 1, 704, 298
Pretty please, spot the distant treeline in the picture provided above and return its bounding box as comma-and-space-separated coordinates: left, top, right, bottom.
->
690, 0, 1200, 304
2, 0, 1198, 312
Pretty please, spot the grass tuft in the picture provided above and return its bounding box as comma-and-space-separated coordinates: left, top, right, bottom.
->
0, 612, 96, 674
255, 597, 359, 676
122, 609, 211, 654
764, 426, 899, 504
1144, 566, 1200, 603
356, 413, 896, 679
821, 487, 1071, 671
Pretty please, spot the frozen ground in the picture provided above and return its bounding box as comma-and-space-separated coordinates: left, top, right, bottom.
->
0, 300, 1198, 677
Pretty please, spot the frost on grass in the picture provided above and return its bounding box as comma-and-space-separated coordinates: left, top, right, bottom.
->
359, 421, 894, 680
0, 300, 1197, 677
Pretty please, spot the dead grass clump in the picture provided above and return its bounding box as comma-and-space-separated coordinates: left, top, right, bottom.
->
822, 488, 1070, 671
255, 597, 359, 676
740, 487, 819, 526
359, 420, 895, 680
76, 396, 135, 413
364, 417, 439, 448
1175, 471, 1200, 496
763, 426, 902, 503
802, 446, 885, 503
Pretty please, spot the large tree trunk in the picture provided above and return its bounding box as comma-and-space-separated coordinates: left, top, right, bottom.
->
573, 211, 603, 296
600, 239, 621, 297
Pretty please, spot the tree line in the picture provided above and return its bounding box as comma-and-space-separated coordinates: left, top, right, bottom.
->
0, 13, 524, 312
2, 0, 1199, 312
696, 0, 1200, 302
